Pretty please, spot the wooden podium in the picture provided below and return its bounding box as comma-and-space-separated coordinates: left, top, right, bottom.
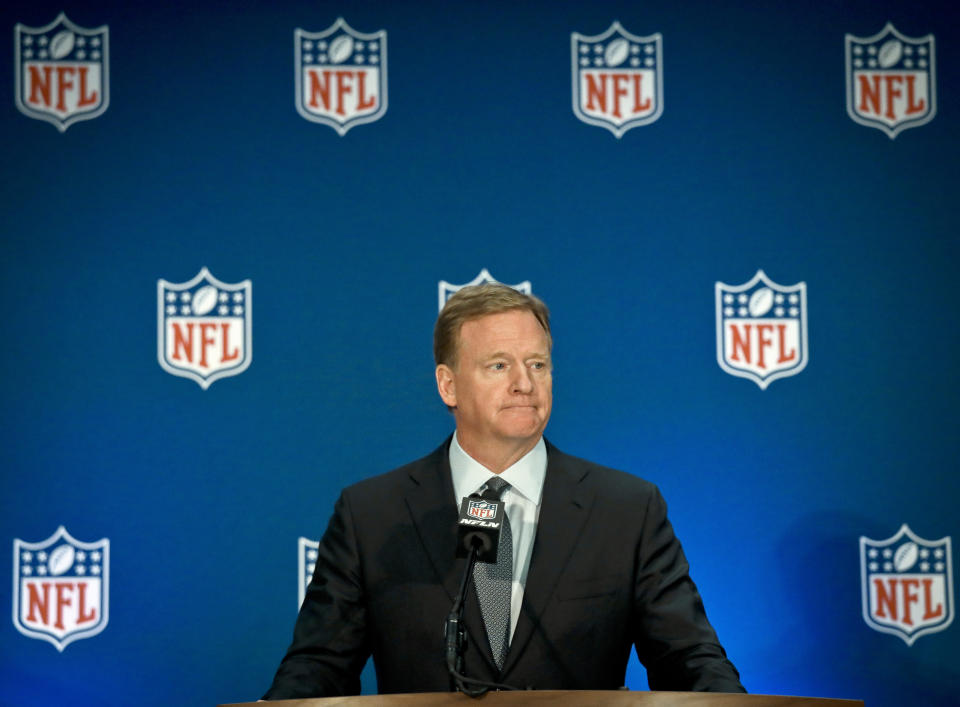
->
220, 692, 863, 707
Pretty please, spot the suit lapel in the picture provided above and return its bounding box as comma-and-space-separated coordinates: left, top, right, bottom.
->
402, 438, 500, 673
502, 442, 593, 676
403, 437, 461, 601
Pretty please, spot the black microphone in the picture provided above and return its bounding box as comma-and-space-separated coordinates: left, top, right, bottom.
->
445, 490, 521, 696
456, 492, 504, 563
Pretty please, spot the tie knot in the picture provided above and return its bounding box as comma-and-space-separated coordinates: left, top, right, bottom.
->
483, 476, 510, 499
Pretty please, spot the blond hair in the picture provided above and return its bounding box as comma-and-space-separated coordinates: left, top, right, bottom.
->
434, 283, 551, 368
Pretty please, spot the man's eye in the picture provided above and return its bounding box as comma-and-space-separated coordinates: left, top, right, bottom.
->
490, 362, 506, 370
530, 361, 545, 370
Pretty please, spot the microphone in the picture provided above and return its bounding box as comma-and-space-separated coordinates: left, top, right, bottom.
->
446, 491, 520, 696
456, 492, 504, 563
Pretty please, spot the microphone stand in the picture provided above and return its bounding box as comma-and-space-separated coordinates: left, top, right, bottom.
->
445, 543, 478, 693
444, 540, 522, 697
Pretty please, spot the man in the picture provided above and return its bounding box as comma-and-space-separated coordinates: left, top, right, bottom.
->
263, 284, 744, 698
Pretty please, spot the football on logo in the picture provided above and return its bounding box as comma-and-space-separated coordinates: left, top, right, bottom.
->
438, 268, 532, 311
845, 23, 936, 138
295, 17, 387, 135
157, 268, 252, 389
715, 270, 808, 389
14, 13, 109, 132
860, 525, 953, 645
571, 21, 663, 137
13, 526, 110, 651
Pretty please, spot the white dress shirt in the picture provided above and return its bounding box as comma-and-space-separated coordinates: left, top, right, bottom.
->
449, 433, 547, 641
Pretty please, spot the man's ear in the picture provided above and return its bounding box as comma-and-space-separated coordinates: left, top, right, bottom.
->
436, 364, 457, 408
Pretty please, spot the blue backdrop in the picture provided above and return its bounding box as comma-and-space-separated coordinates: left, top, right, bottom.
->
1, 1, 957, 705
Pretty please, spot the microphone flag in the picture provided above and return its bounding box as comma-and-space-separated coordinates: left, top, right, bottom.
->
456, 494, 503, 563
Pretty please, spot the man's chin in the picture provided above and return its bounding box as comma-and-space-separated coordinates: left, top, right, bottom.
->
496, 418, 547, 442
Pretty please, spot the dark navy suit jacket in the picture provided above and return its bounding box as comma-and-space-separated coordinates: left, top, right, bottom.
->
263, 438, 744, 698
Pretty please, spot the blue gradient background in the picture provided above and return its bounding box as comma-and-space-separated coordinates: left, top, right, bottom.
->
1, 1, 957, 705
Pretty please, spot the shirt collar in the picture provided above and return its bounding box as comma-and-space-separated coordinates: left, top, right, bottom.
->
449, 433, 547, 506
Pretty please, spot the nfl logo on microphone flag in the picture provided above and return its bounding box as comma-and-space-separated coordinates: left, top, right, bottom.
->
468, 499, 499, 520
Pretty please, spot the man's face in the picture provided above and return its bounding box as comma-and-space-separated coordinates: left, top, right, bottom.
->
436, 309, 552, 454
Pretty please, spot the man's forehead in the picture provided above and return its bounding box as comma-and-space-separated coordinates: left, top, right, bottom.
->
458, 311, 550, 351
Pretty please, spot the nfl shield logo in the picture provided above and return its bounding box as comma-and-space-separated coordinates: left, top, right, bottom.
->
571, 21, 663, 137
468, 500, 498, 519
298, 537, 319, 609
845, 23, 936, 139
295, 18, 387, 135
14, 13, 109, 132
860, 524, 953, 645
438, 269, 532, 311
157, 268, 252, 389
715, 270, 808, 389
13, 526, 109, 651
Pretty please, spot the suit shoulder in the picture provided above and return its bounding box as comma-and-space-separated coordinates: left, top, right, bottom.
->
342, 442, 447, 499
549, 445, 661, 499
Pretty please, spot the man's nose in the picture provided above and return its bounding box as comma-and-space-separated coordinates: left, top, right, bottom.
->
511, 365, 535, 393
